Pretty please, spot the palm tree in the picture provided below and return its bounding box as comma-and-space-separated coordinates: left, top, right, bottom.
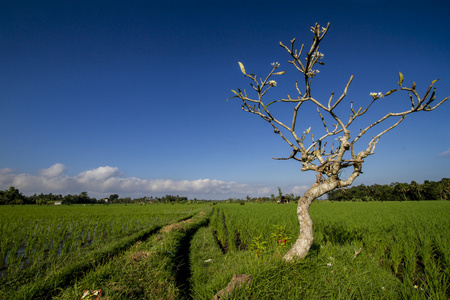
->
395, 183, 409, 201
437, 179, 450, 200
410, 181, 423, 200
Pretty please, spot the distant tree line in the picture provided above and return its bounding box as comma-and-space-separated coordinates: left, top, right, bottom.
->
0, 187, 100, 205
327, 178, 450, 202
0, 187, 200, 205
0, 186, 296, 205
1, 179, 448, 205
109, 194, 191, 204
222, 188, 297, 204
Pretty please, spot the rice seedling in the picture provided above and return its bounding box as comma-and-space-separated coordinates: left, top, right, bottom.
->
54, 208, 211, 300
209, 201, 450, 299
1, 201, 448, 299
0, 203, 208, 299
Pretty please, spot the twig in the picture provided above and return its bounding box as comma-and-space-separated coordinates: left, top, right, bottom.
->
353, 247, 362, 259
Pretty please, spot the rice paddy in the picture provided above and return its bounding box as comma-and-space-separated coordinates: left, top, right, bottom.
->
1, 201, 448, 299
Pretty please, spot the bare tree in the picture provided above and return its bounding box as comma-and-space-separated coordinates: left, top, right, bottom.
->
229, 23, 449, 261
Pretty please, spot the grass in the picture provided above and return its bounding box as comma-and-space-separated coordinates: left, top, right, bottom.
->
0, 204, 206, 279
207, 201, 450, 299
190, 223, 400, 299
0, 204, 208, 299
1, 201, 449, 299
54, 209, 211, 300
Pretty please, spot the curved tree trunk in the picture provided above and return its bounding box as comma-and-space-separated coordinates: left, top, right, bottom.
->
284, 178, 339, 261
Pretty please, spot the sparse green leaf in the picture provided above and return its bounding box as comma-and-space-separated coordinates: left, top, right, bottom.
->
432, 79, 440, 85
384, 89, 397, 97
227, 90, 240, 102
265, 100, 278, 109
273, 71, 286, 75
398, 72, 404, 86
238, 61, 246, 75
261, 103, 269, 114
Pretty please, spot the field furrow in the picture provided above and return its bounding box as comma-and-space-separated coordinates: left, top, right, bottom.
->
0, 204, 209, 299
1, 201, 449, 299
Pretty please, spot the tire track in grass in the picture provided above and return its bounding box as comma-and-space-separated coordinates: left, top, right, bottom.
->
189, 225, 227, 299
9, 214, 196, 300
53, 210, 212, 300
13, 225, 164, 299
171, 213, 210, 299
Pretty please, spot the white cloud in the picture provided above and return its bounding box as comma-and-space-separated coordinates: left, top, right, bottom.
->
291, 185, 309, 195
0, 168, 15, 175
76, 166, 120, 183
0, 163, 272, 199
438, 148, 450, 157
39, 163, 66, 178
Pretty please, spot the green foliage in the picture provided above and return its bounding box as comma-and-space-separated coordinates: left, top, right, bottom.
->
0, 204, 208, 299
0, 187, 26, 205
327, 178, 450, 202
189, 226, 229, 299
249, 235, 267, 259
55, 208, 211, 300
271, 224, 290, 248
0, 186, 206, 205
1, 201, 449, 299
208, 202, 450, 299
398, 71, 404, 86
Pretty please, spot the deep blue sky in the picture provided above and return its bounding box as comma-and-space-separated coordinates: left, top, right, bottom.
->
1, 0, 449, 199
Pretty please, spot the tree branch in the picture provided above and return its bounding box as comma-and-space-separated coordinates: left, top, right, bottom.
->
230, 23, 449, 187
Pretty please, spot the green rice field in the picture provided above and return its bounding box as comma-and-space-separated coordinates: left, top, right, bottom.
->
1, 201, 449, 299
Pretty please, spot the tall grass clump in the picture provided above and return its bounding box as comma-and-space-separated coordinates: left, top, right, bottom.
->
208, 201, 449, 299
0, 203, 208, 299
55, 208, 211, 300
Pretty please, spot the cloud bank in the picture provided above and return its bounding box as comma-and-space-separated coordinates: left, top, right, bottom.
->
438, 148, 450, 157
0, 164, 278, 200
291, 185, 310, 195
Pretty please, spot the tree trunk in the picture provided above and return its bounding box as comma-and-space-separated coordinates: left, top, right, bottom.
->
283, 179, 338, 261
